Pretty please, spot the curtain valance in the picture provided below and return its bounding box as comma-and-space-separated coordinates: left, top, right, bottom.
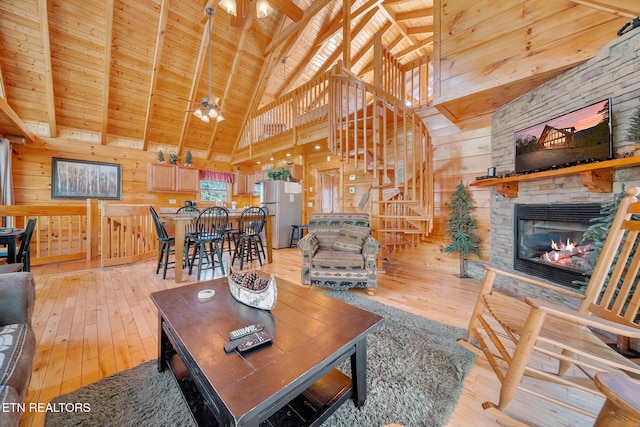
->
199, 169, 234, 183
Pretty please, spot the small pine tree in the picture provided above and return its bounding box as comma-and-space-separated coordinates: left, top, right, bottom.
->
157, 150, 165, 163
443, 181, 482, 278
627, 106, 640, 142
574, 186, 626, 291
185, 150, 193, 166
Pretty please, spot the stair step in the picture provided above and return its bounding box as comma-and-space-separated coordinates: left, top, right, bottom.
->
378, 214, 431, 219
377, 228, 425, 234
373, 200, 421, 204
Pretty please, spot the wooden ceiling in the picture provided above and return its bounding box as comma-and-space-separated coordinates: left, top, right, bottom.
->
0, 0, 432, 163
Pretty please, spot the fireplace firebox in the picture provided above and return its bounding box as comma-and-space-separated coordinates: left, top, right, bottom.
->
514, 204, 602, 288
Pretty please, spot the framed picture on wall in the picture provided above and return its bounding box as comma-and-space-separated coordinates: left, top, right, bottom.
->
51, 157, 122, 200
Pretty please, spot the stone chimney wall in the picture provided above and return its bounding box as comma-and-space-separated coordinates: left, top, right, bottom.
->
467, 30, 640, 306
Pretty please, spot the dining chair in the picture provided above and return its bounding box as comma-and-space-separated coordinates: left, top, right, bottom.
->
232, 207, 266, 270
189, 207, 228, 279
0, 218, 37, 271
149, 207, 176, 279
176, 206, 200, 269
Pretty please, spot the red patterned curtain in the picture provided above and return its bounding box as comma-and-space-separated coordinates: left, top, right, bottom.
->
199, 169, 234, 183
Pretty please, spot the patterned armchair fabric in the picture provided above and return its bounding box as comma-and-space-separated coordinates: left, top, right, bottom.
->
297, 213, 381, 293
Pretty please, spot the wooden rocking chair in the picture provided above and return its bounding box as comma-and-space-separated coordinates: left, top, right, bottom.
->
458, 186, 640, 426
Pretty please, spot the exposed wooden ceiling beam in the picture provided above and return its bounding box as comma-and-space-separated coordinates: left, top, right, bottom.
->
142, 0, 170, 151
313, 0, 383, 50
100, 0, 114, 145
352, 21, 393, 70
396, 8, 433, 22
39, 0, 56, 138
343, 0, 352, 69
378, 2, 429, 57
570, 0, 640, 18
407, 25, 434, 35
308, 8, 378, 82
205, 11, 256, 158
176, 10, 210, 156
263, 0, 334, 56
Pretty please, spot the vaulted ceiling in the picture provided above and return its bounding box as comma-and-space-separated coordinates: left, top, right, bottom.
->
0, 0, 432, 163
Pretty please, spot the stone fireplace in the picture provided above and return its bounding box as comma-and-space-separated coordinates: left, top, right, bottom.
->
466, 30, 640, 304
514, 203, 601, 288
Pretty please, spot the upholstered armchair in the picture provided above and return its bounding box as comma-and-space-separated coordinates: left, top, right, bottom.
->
297, 213, 381, 295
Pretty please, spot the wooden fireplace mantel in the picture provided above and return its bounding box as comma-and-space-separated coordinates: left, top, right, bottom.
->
470, 156, 640, 198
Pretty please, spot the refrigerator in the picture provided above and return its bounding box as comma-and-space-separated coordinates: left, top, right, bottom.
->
260, 180, 303, 249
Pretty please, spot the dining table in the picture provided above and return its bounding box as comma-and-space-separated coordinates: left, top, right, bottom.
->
159, 210, 273, 283
0, 228, 25, 265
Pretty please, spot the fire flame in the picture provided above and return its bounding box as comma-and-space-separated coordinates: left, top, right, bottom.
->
550, 238, 575, 251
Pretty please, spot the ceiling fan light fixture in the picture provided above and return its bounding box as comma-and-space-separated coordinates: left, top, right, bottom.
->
216, 115, 225, 122
193, 109, 203, 119
256, 0, 274, 18
201, 114, 210, 123
218, 0, 237, 16
208, 108, 219, 119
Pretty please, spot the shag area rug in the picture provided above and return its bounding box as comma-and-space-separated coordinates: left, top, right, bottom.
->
46, 291, 475, 427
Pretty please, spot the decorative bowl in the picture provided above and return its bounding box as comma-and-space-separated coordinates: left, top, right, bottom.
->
227, 266, 277, 310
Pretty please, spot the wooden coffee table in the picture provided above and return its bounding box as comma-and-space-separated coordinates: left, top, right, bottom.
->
151, 276, 383, 427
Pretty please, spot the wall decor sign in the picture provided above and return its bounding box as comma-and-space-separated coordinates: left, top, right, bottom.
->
51, 157, 122, 200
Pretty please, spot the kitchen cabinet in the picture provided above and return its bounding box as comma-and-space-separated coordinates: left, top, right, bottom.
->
233, 172, 259, 195
148, 164, 198, 193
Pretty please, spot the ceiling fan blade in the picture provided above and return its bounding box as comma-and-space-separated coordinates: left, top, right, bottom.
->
269, 0, 303, 22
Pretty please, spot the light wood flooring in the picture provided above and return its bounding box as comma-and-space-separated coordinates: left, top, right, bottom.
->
19, 248, 609, 426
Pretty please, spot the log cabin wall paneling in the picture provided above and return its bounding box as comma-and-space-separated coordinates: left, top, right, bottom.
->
11, 137, 232, 206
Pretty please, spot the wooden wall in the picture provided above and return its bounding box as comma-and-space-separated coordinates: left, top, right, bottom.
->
433, 0, 628, 122
11, 136, 231, 207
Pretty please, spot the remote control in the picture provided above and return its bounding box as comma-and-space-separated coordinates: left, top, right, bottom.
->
223, 331, 272, 354
236, 331, 272, 352
228, 324, 264, 340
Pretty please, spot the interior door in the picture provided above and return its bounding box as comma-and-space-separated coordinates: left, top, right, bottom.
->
319, 170, 339, 213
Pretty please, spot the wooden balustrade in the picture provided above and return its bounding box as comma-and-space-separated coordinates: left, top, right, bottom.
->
0, 201, 157, 268
0, 201, 96, 266
101, 203, 157, 267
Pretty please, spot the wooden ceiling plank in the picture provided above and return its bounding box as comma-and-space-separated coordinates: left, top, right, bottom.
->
101, 0, 114, 145
142, 0, 170, 151
39, 0, 56, 138
570, 0, 640, 18
263, 0, 334, 56
352, 21, 393, 68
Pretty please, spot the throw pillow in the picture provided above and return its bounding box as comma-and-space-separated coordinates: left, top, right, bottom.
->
331, 224, 370, 253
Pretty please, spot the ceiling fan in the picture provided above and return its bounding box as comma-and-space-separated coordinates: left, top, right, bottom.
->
218, 0, 303, 28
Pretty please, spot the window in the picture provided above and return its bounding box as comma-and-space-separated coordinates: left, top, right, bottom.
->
200, 180, 228, 202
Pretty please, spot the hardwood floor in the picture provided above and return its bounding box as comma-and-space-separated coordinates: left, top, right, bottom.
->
20, 249, 604, 426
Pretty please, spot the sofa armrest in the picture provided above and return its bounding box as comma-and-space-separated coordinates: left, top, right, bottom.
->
0, 272, 35, 327
297, 233, 319, 259
363, 236, 381, 265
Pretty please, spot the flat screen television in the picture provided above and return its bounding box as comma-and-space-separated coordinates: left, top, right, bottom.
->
514, 98, 612, 174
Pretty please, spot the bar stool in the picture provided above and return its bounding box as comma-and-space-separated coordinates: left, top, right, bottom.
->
289, 225, 308, 247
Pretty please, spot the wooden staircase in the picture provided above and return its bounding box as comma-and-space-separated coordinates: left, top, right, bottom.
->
327, 41, 433, 258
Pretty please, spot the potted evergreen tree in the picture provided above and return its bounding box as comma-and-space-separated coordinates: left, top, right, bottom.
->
157, 150, 165, 163
185, 150, 193, 167
442, 181, 482, 278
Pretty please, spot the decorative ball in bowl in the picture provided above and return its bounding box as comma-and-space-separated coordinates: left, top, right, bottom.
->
227, 266, 277, 311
